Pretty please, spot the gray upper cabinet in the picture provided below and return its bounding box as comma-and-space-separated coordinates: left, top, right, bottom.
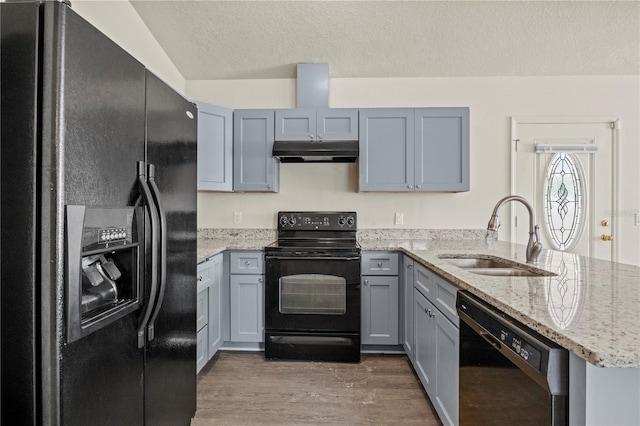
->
359, 107, 469, 192
359, 109, 414, 191
233, 109, 279, 192
415, 107, 469, 192
196, 102, 233, 191
275, 108, 358, 141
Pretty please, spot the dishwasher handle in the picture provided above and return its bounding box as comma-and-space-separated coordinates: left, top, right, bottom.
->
479, 331, 503, 351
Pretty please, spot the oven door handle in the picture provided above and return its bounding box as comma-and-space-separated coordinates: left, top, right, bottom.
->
265, 256, 361, 261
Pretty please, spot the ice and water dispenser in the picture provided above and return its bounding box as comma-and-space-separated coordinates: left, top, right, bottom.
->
66, 205, 142, 343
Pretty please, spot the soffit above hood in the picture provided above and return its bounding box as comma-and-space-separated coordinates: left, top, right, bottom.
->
272, 140, 358, 163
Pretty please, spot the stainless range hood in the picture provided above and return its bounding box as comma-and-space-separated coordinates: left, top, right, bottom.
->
273, 63, 359, 163
272, 140, 359, 163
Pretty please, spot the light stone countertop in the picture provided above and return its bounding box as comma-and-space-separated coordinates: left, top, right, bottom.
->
197, 233, 640, 368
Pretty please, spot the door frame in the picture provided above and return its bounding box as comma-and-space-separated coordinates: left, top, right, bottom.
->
510, 116, 620, 261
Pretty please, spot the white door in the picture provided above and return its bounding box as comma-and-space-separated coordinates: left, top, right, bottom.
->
512, 118, 617, 262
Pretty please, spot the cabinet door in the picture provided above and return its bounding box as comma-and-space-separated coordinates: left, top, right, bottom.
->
233, 109, 279, 192
208, 253, 223, 358
434, 313, 459, 426
403, 258, 415, 362
317, 109, 358, 141
414, 288, 436, 397
196, 102, 233, 191
275, 109, 316, 141
359, 109, 414, 191
229, 274, 264, 342
415, 107, 469, 192
196, 288, 209, 332
196, 327, 208, 373
361, 276, 399, 345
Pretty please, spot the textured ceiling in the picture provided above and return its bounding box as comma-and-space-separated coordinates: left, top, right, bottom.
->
130, 1, 640, 80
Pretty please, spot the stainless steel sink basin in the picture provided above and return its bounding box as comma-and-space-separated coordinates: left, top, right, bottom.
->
466, 268, 550, 277
438, 255, 556, 278
442, 258, 514, 269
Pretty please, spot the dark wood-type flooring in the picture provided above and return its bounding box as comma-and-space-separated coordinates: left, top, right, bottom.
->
193, 351, 441, 425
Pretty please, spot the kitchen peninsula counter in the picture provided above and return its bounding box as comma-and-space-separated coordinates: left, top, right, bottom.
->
360, 238, 640, 369
197, 232, 640, 368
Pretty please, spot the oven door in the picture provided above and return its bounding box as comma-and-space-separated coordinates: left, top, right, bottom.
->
265, 254, 361, 333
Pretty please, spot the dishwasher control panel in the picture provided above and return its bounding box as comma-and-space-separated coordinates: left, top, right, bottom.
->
458, 293, 543, 371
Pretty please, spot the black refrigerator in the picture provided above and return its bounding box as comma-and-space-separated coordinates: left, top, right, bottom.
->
1, 2, 197, 425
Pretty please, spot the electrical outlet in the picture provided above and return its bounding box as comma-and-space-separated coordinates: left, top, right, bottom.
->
394, 212, 404, 225
233, 212, 242, 224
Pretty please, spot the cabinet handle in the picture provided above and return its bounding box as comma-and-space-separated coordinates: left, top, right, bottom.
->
364, 279, 369, 285
408, 185, 413, 189
377, 262, 383, 267
197, 276, 203, 282
318, 134, 323, 140
408, 264, 413, 270
258, 278, 263, 283
244, 261, 251, 266
266, 184, 272, 189
416, 185, 422, 189
425, 307, 429, 314
309, 134, 315, 140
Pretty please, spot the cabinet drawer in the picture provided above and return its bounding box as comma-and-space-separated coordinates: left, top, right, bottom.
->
196, 326, 208, 373
229, 251, 264, 274
361, 252, 399, 275
196, 261, 212, 293
196, 288, 209, 331
433, 276, 458, 327
414, 263, 436, 300
414, 263, 458, 326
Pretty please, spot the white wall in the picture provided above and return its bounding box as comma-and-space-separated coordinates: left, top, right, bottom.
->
188, 76, 640, 265
71, 0, 186, 94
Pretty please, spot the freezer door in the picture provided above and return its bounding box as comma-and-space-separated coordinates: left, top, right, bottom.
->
51, 4, 148, 425
1, 3, 42, 423
143, 71, 198, 425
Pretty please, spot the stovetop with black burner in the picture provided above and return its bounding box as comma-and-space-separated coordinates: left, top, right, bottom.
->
266, 211, 360, 257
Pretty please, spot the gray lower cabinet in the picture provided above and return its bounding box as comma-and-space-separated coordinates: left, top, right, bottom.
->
361, 252, 399, 345
228, 251, 264, 343
402, 256, 415, 362
359, 107, 469, 192
361, 276, 399, 345
229, 275, 264, 342
196, 101, 233, 191
413, 263, 459, 426
275, 108, 358, 141
196, 258, 213, 373
233, 109, 279, 192
196, 253, 224, 373
207, 253, 223, 358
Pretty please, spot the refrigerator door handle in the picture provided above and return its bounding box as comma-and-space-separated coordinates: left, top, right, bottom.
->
136, 161, 160, 348
146, 163, 167, 342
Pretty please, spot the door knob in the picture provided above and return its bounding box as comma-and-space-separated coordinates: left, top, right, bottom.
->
601, 220, 609, 227
601, 234, 613, 241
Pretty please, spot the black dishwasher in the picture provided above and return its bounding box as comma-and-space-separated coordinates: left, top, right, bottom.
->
457, 291, 568, 425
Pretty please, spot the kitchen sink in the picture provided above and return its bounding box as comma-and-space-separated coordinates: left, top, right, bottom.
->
438, 255, 556, 278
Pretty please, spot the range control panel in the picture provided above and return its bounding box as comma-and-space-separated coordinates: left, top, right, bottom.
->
277, 211, 357, 231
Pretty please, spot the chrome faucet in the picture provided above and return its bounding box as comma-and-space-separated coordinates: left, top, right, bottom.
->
487, 195, 542, 263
